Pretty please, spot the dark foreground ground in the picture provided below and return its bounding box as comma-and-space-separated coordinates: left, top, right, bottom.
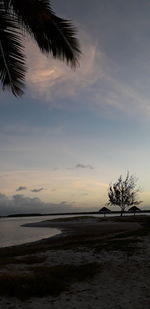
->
0, 215, 150, 309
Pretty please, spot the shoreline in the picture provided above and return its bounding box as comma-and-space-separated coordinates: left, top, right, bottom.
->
0, 214, 147, 252
23, 216, 141, 238
0, 215, 142, 255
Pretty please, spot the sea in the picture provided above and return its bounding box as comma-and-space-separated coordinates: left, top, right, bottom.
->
0, 215, 61, 248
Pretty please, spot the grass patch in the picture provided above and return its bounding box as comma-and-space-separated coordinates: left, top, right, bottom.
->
81, 235, 142, 256
111, 215, 150, 223
15, 255, 47, 265
0, 255, 47, 268
0, 263, 100, 299
51, 216, 97, 222
100, 238, 142, 255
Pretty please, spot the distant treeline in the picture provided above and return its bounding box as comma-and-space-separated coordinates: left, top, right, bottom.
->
3, 209, 150, 218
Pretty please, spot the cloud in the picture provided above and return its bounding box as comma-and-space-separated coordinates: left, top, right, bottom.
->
31, 188, 44, 193
25, 29, 150, 119
16, 186, 27, 191
0, 193, 80, 216
25, 33, 110, 106
75, 164, 94, 170
59, 201, 68, 205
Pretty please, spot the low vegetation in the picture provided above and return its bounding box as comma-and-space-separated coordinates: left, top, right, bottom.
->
0, 255, 47, 268
50, 216, 97, 222
0, 263, 100, 299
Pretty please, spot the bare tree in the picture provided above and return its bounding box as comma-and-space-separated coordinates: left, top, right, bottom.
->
107, 172, 142, 216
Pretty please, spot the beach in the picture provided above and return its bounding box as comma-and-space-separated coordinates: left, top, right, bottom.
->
0, 215, 149, 308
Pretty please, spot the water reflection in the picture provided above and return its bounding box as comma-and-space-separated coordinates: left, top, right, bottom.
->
0, 216, 60, 248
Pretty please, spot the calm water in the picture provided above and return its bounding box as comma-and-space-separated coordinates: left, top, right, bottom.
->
0, 213, 149, 248
0, 214, 91, 248
0, 216, 61, 248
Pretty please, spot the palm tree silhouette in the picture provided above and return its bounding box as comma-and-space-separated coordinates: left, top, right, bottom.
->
0, 0, 81, 96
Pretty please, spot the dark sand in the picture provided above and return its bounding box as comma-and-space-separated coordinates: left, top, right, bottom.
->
0, 216, 149, 309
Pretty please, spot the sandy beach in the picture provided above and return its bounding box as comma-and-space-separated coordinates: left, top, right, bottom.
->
0, 215, 149, 309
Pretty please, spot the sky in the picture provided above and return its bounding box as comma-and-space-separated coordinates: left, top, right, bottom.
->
0, 0, 150, 215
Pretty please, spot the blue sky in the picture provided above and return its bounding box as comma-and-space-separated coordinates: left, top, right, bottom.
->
0, 0, 150, 214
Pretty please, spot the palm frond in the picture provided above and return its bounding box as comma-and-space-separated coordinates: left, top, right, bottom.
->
5, 0, 81, 67
0, 7, 25, 96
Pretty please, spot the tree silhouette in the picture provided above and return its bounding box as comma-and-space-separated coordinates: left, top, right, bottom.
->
108, 172, 142, 216
0, 0, 81, 96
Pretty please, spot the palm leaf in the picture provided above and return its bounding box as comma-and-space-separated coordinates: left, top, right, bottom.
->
0, 7, 25, 96
5, 0, 81, 66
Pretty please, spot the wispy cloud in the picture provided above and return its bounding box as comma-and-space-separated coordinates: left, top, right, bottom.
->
25, 33, 110, 105
31, 188, 44, 193
75, 163, 94, 170
25, 29, 150, 119
16, 186, 27, 192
